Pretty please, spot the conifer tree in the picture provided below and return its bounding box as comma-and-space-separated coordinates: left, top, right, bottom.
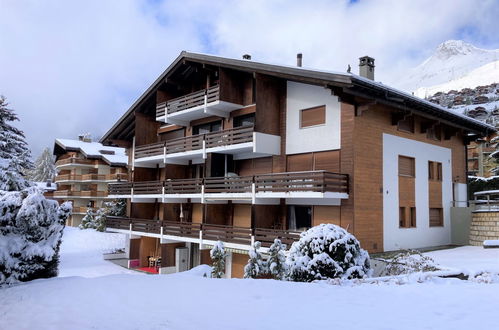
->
244, 241, 266, 279
0, 96, 33, 190
78, 208, 95, 230
267, 239, 288, 280
210, 240, 227, 278
26, 147, 56, 182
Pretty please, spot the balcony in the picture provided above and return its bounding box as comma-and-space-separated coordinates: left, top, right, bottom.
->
156, 85, 243, 125
134, 126, 280, 167
108, 171, 349, 204
53, 190, 108, 199
55, 158, 96, 168
55, 173, 128, 183
105, 216, 301, 251
72, 206, 90, 214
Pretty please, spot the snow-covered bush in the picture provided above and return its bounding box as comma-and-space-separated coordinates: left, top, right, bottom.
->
287, 224, 371, 282
0, 188, 71, 285
244, 241, 267, 279
78, 208, 106, 232
210, 240, 227, 278
267, 239, 287, 280
384, 250, 438, 276
105, 199, 126, 217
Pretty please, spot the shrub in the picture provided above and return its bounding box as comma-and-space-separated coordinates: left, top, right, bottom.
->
287, 224, 371, 282
210, 240, 226, 278
267, 239, 287, 280
244, 241, 267, 279
384, 250, 438, 276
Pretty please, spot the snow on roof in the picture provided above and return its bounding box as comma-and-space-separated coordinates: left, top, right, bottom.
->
33, 181, 57, 191
55, 139, 128, 166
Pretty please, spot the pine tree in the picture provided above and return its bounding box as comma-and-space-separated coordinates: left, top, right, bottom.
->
93, 208, 106, 232
210, 240, 227, 278
104, 199, 126, 217
26, 147, 56, 182
78, 208, 95, 230
0, 96, 33, 191
0, 188, 71, 284
244, 241, 266, 279
267, 239, 288, 280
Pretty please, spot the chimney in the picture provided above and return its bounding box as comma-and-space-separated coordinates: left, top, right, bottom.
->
359, 56, 375, 80
297, 53, 303, 67
242, 54, 251, 60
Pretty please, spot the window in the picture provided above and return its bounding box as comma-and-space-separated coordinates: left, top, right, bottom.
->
429, 208, 443, 227
428, 161, 442, 181
300, 105, 326, 128
233, 113, 255, 128
193, 120, 222, 135
287, 205, 312, 230
400, 207, 416, 228
397, 116, 414, 133
399, 156, 415, 177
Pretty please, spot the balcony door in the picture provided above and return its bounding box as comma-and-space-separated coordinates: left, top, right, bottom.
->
193, 120, 222, 135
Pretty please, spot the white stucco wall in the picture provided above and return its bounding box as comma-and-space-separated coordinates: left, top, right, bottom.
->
285, 81, 341, 155
383, 133, 452, 251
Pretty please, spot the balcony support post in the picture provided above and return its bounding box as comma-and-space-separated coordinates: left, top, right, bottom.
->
251, 183, 256, 204
202, 140, 207, 159
132, 136, 136, 171
162, 186, 165, 203
163, 145, 167, 166
199, 229, 203, 250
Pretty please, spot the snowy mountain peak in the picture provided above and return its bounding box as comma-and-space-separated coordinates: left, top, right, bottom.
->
434, 40, 479, 60
396, 40, 499, 93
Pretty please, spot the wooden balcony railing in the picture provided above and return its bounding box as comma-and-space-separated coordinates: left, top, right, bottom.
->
80, 190, 107, 197
255, 171, 349, 194
55, 158, 95, 167
105, 216, 302, 247
54, 190, 81, 197
164, 178, 203, 194
81, 174, 106, 181
134, 126, 254, 160
72, 206, 90, 214
204, 176, 253, 193
165, 85, 220, 115
108, 182, 133, 195
54, 174, 82, 182
108, 171, 349, 196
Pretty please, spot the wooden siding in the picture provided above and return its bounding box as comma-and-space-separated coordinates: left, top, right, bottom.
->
231, 253, 247, 278
233, 204, 251, 228
255, 73, 282, 136
313, 206, 340, 226
161, 242, 185, 267
139, 237, 158, 267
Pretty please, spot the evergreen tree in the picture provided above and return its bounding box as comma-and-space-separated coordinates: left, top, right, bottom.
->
78, 208, 95, 230
104, 199, 126, 217
0, 188, 71, 284
244, 241, 266, 279
0, 96, 33, 189
267, 239, 288, 280
26, 147, 56, 182
210, 240, 226, 278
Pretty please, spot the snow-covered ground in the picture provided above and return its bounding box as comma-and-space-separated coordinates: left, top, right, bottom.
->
1, 228, 499, 330
58, 227, 136, 278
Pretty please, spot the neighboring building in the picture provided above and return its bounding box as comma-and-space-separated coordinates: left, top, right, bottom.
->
100, 52, 494, 277
34, 180, 57, 199
467, 135, 496, 177
53, 136, 128, 226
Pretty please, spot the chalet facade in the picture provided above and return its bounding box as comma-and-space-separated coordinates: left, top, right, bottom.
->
101, 52, 493, 277
53, 137, 128, 226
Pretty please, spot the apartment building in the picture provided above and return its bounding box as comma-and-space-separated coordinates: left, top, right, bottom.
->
467, 135, 496, 177
53, 137, 128, 226
101, 52, 493, 277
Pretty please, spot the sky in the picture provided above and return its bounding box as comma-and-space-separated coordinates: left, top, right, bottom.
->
1, 0, 499, 158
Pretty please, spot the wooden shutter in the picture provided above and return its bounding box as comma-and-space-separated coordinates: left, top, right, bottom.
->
429, 208, 443, 227
300, 105, 326, 128
399, 156, 415, 177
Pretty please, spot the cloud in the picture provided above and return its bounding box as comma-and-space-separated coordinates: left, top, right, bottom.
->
1, 0, 498, 157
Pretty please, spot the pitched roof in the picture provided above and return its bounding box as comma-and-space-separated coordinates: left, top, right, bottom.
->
54, 139, 128, 166
101, 51, 495, 143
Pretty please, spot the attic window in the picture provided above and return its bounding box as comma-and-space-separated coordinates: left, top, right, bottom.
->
397, 116, 414, 133
100, 150, 115, 155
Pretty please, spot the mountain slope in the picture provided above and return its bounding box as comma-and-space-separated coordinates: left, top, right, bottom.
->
397, 40, 499, 93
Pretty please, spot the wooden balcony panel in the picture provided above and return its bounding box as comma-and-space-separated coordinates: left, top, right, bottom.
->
106, 216, 131, 230
54, 174, 82, 182
81, 174, 106, 181
135, 142, 164, 159
255, 171, 349, 194
254, 228, 301, 248
204, 126, 253, 149
80, 190, 107, 197
163, 220, 201, 238
204, 176, 253, 193
56, 158, 95, 166
166, 85, 220, 115
133, 181, 163, 195
202, 223, 252, 245
164, 178, 203, 194
54, 190, 81, 197
156, 101, 167, 118
165, 135, 204, 155
131, 219, 162, 234
108, 182, 133, 195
